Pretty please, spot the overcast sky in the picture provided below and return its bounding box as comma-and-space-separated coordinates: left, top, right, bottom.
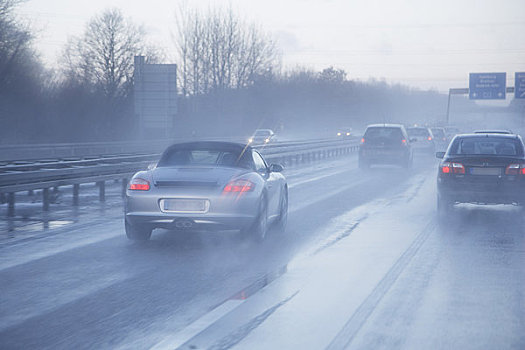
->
19, 0, 525, 93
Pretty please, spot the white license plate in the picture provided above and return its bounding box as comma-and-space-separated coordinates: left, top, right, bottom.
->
470, 167, 501, 176
162, 199, 208, 212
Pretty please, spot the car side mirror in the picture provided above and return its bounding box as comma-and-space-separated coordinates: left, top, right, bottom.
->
269, 164, 283, 173
435, 152, 445, 159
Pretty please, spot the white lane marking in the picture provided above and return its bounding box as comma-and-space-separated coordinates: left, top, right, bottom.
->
149, 177, 371, 349
288, 168, 353, 189
150, 299, 245, 350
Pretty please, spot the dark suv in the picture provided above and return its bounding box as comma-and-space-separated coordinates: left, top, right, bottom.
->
358, 124, 413, 169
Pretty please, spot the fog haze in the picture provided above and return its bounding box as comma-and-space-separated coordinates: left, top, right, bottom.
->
20, 0, 525, 92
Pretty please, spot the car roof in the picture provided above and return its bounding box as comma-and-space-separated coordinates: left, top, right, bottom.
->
407, 126, 430, 130
366, 123, 404, 128
453, 133, 520, 140
473, 130, 512, 134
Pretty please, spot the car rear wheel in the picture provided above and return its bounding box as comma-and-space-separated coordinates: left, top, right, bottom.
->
246, 202, 268, 242
275, 188, 288, 232
403, 156, 412, 169
437, 195, 453, 217
125, 221, 152, 241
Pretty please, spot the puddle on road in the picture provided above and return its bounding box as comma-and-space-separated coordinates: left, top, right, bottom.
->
1, 219, 75, 236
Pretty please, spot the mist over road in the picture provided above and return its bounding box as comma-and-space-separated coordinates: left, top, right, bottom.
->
0, 154, 523, 349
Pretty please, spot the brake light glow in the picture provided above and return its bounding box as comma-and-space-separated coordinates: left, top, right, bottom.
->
361, 138, 365, 144
223, 179, 254, 193
401, 139, 407, 144
452, 162, 465, 174
427, 136, 432, 141
128, 178, 150, 191
441, 162, 464, 174
505, 164, 525, 175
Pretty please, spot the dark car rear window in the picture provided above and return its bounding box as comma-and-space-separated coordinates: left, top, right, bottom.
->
364, 127, 404, 141
448, 137, 524, 156
431, 128, 445, 138
158, 146, 252, 168
407, 128, 430, 137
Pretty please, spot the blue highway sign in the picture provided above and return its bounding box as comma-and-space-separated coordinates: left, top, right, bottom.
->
515, 72, 525, 99
469, 73, 506, 100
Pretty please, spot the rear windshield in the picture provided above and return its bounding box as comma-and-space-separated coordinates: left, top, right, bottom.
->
448, 137, 524, 156
364, 127, 403, 141
431, 128, 445, 138
407, 128, 430, 137
158, 147, 251, 168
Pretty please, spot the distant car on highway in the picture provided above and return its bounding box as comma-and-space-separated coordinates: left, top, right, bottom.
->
248, 129, 276, 144
444, 126, 461, 142
436, 133, 525, 215
336, 128, 353, 138
358, 124, 413, 169
125, 141, 288, 241
430, 127, 448, 151
406, 126, 435, 153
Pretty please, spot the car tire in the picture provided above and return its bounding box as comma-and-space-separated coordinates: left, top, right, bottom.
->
437, 195, 452, 217
248, 201, 268, 242
275, 188, 288, 232
125, 221, 152, 241
403, 156, 411, 169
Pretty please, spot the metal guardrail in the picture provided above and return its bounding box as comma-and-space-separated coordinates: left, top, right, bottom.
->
0, 138, 360, 216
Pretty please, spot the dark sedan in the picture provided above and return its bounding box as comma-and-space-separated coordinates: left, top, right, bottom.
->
436, 133, 525, 214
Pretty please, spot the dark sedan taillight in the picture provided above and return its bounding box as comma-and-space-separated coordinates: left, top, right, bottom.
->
441, 162, 465, 174
505, 164, 525, 175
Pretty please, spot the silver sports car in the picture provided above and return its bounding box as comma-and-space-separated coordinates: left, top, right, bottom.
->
124, 141, 288, 241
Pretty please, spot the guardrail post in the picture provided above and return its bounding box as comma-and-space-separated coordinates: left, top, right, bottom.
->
7, 193, 15, 217
121, 178, 128, 197
73, 184, 79, 206
43, 188, 50, 211
98, 181, 105, 202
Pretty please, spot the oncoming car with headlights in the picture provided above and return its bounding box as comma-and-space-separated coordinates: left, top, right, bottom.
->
125, 141, 288, 241
248, 129, 275, 144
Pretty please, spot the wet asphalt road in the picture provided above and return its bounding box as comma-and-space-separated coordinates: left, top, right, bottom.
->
0, 154, 524, 349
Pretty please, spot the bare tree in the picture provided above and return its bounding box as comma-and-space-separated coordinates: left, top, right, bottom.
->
174, 5, 279, 96
0, 0, 36, 91
62, 8, 160, 100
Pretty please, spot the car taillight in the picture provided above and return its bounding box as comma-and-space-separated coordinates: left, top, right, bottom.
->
441, 162, 465, 174
401, 139, 407, 145
428, 136, 432, 141
128, 178, 150, 191
441, 163, 451, 173
223, 179, 255, 193
361, 138, 365, 144
505, 164, 525, 175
